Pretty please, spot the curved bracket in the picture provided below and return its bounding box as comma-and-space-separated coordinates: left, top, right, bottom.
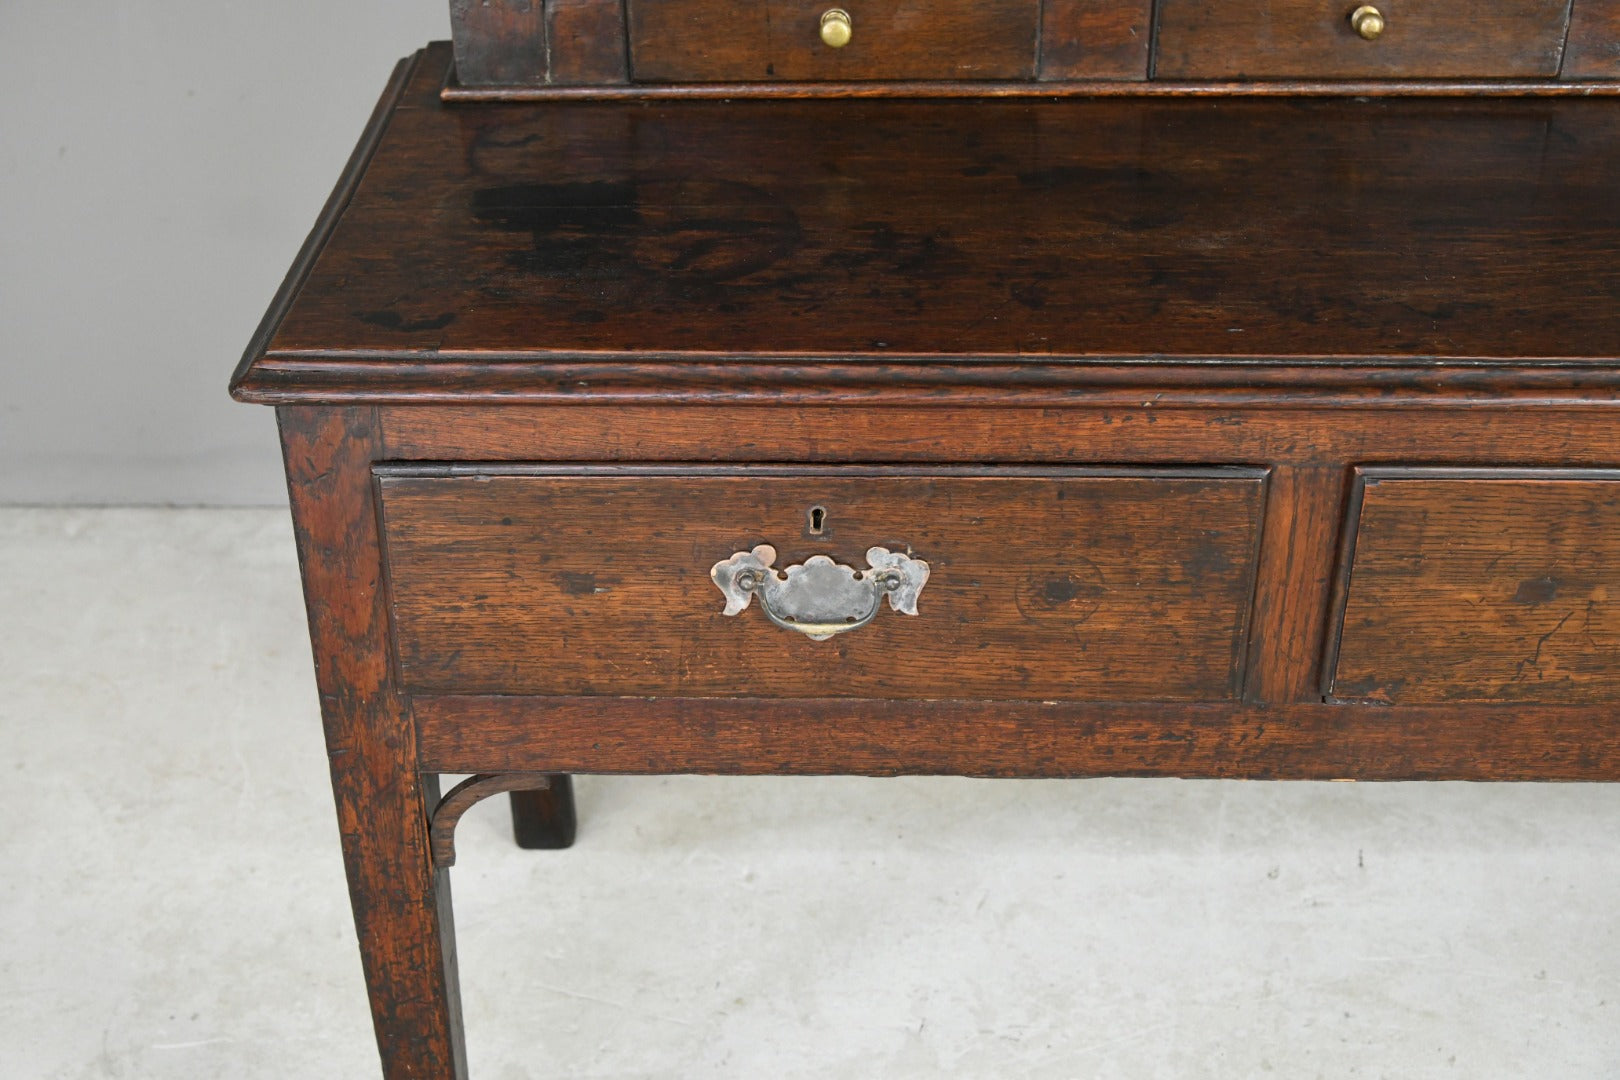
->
430, 773, 553, 867
711, 544, 930, 640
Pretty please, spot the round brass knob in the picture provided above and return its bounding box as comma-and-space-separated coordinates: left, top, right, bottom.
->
1349, 4, 1385, 40
820, 8, 853, 48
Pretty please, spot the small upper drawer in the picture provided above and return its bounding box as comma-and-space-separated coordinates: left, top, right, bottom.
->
1155, 0, 1572, 80
1328, 469, 1620, 704
627, 0, 1039, 82
377, 465, 1264, 701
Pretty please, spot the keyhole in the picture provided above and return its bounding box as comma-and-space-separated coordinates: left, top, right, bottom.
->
808, 506, 827, 535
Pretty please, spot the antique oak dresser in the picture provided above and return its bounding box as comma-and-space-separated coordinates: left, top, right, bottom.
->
232, 1, 1620, 1074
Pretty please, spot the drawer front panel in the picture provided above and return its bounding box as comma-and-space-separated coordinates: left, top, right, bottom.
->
1154, 0, 1571, 79
1329, 470, 1620, 704
627, 0, 1039, 82
378, 467, 1265, 700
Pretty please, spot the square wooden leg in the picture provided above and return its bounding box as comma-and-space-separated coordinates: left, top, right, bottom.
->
510, 775, 577, 849
282, 406, 469, 1079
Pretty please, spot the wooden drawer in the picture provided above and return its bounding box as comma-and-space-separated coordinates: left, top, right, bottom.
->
627, 0, 1039, 81
1154, 0, 1572, 80
1328, 469, 1620, 704
377, 466, 1265, 700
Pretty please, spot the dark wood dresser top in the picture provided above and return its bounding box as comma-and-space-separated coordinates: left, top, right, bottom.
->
238, 27, 1620, 1077
233, 42, 1620, 403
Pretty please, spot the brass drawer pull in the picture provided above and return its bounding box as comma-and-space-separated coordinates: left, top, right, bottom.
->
819, 8, 853, 48
712, 543, 929, 640
1349, 5, 1385, 40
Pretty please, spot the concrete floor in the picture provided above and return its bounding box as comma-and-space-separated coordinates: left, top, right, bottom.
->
3, 507, 1618, 1079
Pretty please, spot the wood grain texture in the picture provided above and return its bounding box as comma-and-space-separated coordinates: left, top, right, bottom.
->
450, 1, 547, 86
1564, 0, 1620, 79
375, 404, 1620, 706
229, 53, 416, 399
429, 773, 553, 866
627, 0, 1038, 81
232, 45, 1620, 407
1329, 469, 1620, 703
548, 0, 630, 84
378, 405, 1620, 469
377, 467, 1265, 700
1040, 0, 1151, 80
239, 359, 1620, 407
1155, 0, 1572, 79
442, 77, 1620, 98
279, 406, 467, 1079
1243, 466, 1347, 703
241, 40, 1620, 1080
412, 696, 1620, 780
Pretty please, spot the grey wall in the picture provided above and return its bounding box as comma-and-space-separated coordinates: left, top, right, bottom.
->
2, 2, 451, 505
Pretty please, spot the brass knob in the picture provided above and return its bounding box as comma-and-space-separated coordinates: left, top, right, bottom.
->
820, 8, 853, 48
1349, 5, 1385, 40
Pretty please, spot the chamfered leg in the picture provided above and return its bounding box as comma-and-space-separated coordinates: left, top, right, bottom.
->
282, 405, 468, 1079
510, 775, 578, 849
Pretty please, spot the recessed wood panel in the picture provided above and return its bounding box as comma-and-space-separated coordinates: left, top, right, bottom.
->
378, 467, 1265, 700
547, 0, 631, 85
628, 0, 1038, 81
1329, 469, 1620, 704
1155, 0, 1571, 80
1039, 0, 1152, 80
